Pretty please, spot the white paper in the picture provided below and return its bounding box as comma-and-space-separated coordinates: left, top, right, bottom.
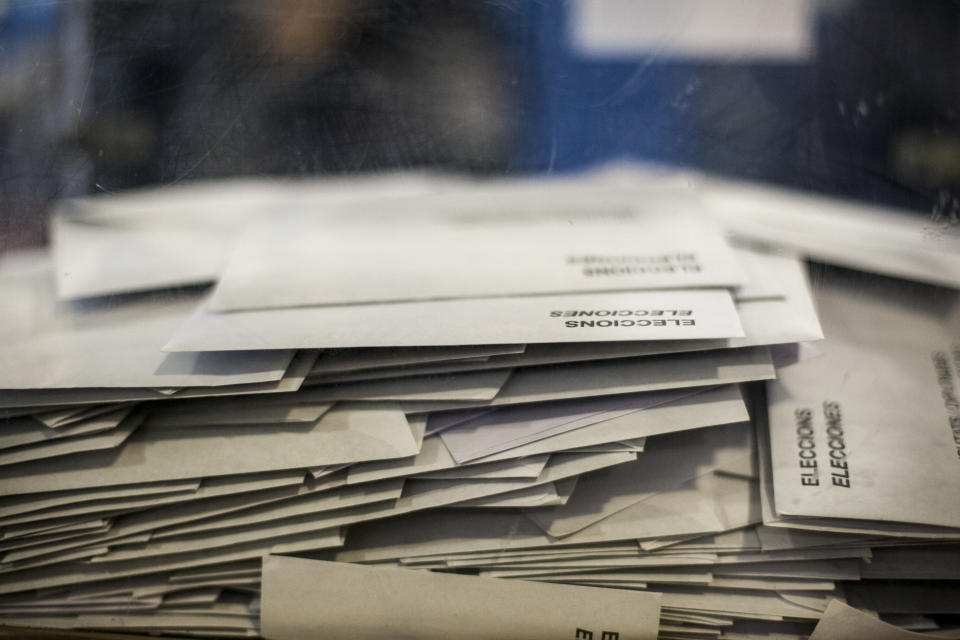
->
0, 404, 416, 495
766, 272, 960, 529
0, 253, 294, 389
439, 389, 692, 462
166, 288, 743, 350
261, 555, 661, 640
211, 195, 743, 310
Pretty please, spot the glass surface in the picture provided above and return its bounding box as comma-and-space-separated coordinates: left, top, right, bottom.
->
0, 2, 958, 638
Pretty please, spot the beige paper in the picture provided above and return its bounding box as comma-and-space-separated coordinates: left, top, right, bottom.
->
0, 408, 131, 451
524, 422, 754, 537
0, 411, 144, 467
0, 253, 294, 389
169, 288, 743, 351
310, 344, 525, 375
297, 368, 512, 402
0, 479, 200, 521
766, 272, 960, 529
809, 600, 934, 640
452, 482, 566, 509
0, 404, 415, 495
213, 194, 743, 310
399, 347, 771, 414
261, 555, 661, 640
151, 451, 634, 541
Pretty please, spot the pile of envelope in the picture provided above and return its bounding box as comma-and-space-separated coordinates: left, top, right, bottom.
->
0, 168, 958, 640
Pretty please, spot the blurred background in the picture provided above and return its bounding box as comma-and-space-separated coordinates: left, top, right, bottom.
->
1, 0, 959, 250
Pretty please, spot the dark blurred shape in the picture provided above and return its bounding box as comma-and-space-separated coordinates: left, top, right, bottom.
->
2, 0, 960, 252
84, 0, 521, 189
0, 0, 88, 250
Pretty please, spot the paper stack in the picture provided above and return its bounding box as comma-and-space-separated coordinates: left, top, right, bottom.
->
0, 168, 957, 640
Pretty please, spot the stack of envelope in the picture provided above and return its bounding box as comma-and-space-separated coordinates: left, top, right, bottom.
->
0, 168, 957, 640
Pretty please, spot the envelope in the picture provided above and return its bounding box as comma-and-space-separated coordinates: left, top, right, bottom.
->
144, 399, 333, 428
88, 485, 394, 563
0, 410, 144, 467
32, 402, 134, 429
765, 270, 960, 529
347, 386, 745, 485
150, 451, 636, 541
656, 586, 824, 620
472, 384, 748, 463
301, 249, 818, 383
0, 254, 294, 389
0, 470, 301, 530
438, 388, 694, 463
399, 347, 772, 414
260, 555, 661, 640
211, 193, 743, 310
810, 599, 942, 639
523, 422, 755, 537
0, 527, 348, 598
166, 288, 744, 351
454, 479, 577, 508
309, 343, 525, 375
413, 542, 640, 567
411, 455, 549, 480
0, 407, 132, 451
0, 479, 201, 521
0, 404, 417, 496
296, 368, 513, 402
51, 172, 451, 300
701, 174, 960, 288
0, 471, 306, 556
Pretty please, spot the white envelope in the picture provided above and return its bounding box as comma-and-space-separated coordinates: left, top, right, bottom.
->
299, 248, 818, 378
766, 271, 960, 529
0, 407, 132, 451
52, 172, 452, 300
701, 174, 960, 288
0, 252, 294, 389
210, 190, 743, 310
347, 386, 746, 485
0, 404, 417, 496
438, 389, 691, 463
261, 556, 662, 640
166, 288, 743, 350
809, 600, 935, 639
309, 344, 525, 375
523, 422, 755, 538
399, 347, 772, 414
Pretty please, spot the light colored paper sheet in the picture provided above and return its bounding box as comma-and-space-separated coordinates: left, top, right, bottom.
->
0, 404, 415, 495
51, 172, 452, 300
151, 451, 635, 541
0, 479, 201, 521
212, 196, 743, 310
523, 426, 755, 538
451, 481, 567, 509
144, 399, 333, 428
0, 253, 294, 389
0, 407, 132, 451
766, 271, 960, 529
304, 249, 819, 384
412, 455, 549, 481
167, 288, 743, 350
809, 600, 935, 640
309, 344, 525, 375
439, 388, 692, 462
297, 369, 512, 402
400, 347, 772, 414
347, 386, 745, 485
0, 411, 144, 467
701, 174, 960, 288
260, 555, 661, 640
